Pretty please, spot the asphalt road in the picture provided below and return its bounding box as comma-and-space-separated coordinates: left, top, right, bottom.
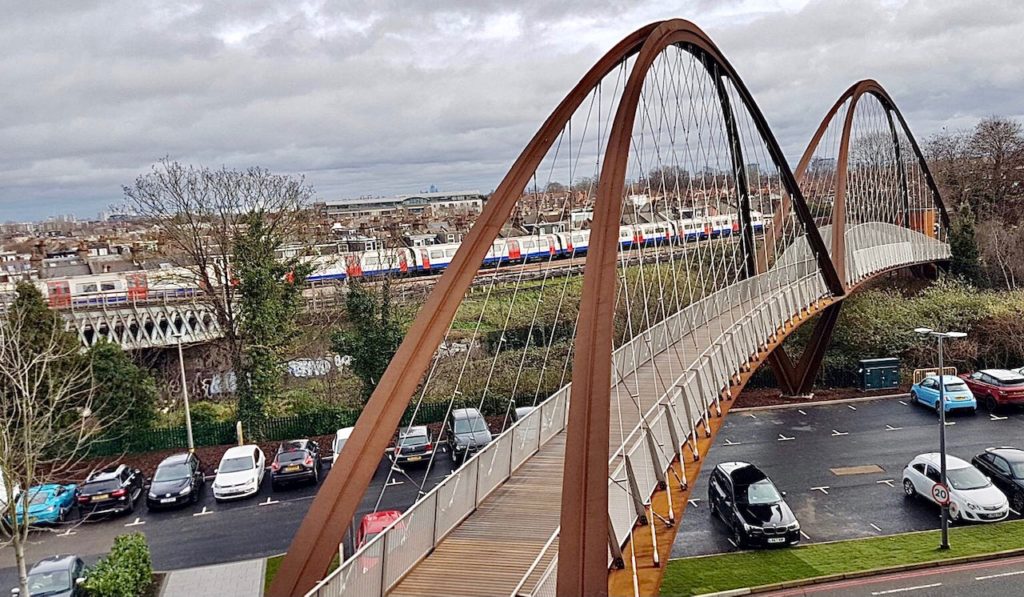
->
764, 553, 1024, 596
0, 451, 457, 591
671, 395, 1024, 558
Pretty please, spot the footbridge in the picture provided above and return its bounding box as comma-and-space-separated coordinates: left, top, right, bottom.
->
271, 19, 951, 597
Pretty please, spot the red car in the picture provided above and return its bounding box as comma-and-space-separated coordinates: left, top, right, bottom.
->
356, 510, 402, 549
961, 369, 1024, 411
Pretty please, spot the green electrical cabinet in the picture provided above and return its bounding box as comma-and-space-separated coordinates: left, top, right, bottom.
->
858, 357, 900, 391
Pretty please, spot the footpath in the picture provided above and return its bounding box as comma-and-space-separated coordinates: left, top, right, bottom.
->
160, 558, 265, 597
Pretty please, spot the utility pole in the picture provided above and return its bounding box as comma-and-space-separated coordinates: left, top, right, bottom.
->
176, 332, 195, 453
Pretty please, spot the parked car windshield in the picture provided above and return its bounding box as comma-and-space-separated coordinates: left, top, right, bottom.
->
399, 433, 428, 447
947, 467, 990, 490
454, 417, 487, 434
82, 479, 119, 494
1010, 461, 1024, 479
219, 456, 254, 474
28, 490, 53, 506
27, 569, 70, 594
154, 463, 191, 482
743, 480, 782, 505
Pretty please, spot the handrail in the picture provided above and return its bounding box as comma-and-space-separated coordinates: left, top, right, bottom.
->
510, 524, 560, 597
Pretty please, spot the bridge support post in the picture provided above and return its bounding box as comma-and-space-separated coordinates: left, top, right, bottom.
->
623, 455, 648, 526
766, 302, 843, 395
608, 519, 625, 570
664, 403, 687, 489
644, 427, 668, 491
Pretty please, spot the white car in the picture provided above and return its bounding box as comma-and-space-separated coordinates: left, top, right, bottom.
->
332, 427, 354, 464
213, 445, 266, 501
903, 453, 1009, 523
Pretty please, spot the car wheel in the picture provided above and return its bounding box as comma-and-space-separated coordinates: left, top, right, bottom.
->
986, 395, 999, 412
934, 401, 942, 416
948, 503, 960, 524
1013, 491, 1024, 514
58, 507, 65, 523
730, 526, 745, 548
126, 497, 135, 514
709, 497, 718, 518
910, 391, 918, 405
903, 479, 916, 499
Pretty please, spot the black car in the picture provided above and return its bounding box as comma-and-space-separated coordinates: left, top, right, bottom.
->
447, 408, 493, 463
14, 554, 86, 596
146, 452, 205, 510
391, 426, 435, 466
271, 439, 322, 489
708, 462, 800, 548
972, 447, 1024, 513
77, 464, 144, 517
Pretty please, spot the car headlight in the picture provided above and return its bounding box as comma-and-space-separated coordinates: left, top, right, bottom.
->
967, 503, 978, 511
44, 506, 55, 513
180, 485, 191, 496
788, 522, 800, 531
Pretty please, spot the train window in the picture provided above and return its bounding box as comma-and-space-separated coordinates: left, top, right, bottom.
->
445, 249, 457, 257
78, 283, 98, 293
430, 250, 444, 259
101, 282, 117, 291
364, 257, 380, 267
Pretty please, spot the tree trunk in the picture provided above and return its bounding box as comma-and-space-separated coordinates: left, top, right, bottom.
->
13, 528, 29, 597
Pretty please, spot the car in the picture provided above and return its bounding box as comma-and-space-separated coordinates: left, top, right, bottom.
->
332, 427, 354, 464
0, 469, 20, 510
76, 464, 144, 517
356, 510, 402, 549
212, 445, 266, 501
447, 408, 493, 463
271, 439, 322, 489
13, 554, 86, 596
902, 453, 1009, 523
972, 447, 1024, 513
961, 369, 1024, 411
11, 484, 78, 526
707, 462, 800, 548
390, 426, 434, 466
909, 374, 976, 414
146, 452, 205, 510
512, 406, 536, 422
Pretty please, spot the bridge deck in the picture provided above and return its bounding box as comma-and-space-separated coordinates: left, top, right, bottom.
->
387, 309, 738, 597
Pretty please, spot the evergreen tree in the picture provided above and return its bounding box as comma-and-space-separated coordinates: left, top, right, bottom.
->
948, 211, 984, 286
88, 340, 158, 432
331, 277, 404, 402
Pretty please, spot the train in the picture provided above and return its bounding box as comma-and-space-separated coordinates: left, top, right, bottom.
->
3, 212, 766, 308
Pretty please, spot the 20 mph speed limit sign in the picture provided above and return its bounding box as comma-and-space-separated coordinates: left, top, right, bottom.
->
931, 483, 951, 505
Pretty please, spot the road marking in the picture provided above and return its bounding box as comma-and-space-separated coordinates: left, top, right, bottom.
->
811, 486, 830, 495
870, 523, 882, 532
778, 433, 795, 442
798, 409, 807, 415
723, 439, 741, 446
871, 583, 941, 595
944, 421, 956, 426
687, 499, 701, 507
259, 497, 280, 506
125, 517, 145, 527
899, 400, 908, 405
885, 424, 903, 431
991, 414, 1008, 421
386, 478, 405, 486
848, 405, 858, 411
877, 479, 895, 488
831, 429, 849, 436
745, 413, 757, 419
193, 506, 212, 517
1011, 508, 1021, 516
800, 530, 811, 540
57, 529, 77, 537
975, 569, 1024, 581
726, 537, 737, 548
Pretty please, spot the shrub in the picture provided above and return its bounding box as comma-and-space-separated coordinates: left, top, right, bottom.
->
83, 533, 152, 597
189, 400, 234, 425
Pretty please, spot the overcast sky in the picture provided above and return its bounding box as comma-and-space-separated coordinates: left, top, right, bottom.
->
2, 0, 1021, 221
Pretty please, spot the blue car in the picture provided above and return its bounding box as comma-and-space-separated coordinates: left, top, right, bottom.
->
910, 375, 977, 414
13, 483, 78, 526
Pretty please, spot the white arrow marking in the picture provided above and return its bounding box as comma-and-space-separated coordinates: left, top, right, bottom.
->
778, 434, 795, 442
831, 429, 848, 436
990, 414, 1008, 421
885, 424, 903, 431
870, 523, 882, 532
193, 506, 212, 517
811, 486, 830, 495
877, 479, 895, 487
259, 497, 279, 506
125, 517, 145, 527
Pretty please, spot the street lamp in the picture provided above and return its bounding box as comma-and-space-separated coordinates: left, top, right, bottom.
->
913, 327, 967, 550
175, 330, 195, 453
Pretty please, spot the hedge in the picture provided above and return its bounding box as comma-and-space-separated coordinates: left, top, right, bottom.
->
82, 533, 152, 597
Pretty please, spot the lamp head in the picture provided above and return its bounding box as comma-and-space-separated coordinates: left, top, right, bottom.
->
913, 327, 933, 335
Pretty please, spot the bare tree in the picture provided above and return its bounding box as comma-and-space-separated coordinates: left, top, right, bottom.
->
121, 160, 315, 427
0, 303, 112, 595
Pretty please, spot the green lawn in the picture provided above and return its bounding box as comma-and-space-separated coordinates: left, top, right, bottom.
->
661, 520, 1024, 596
264, 553, 340, 594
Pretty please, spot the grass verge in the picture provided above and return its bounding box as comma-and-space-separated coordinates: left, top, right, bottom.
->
264, 552, 340, 594
661, 519, 1024, 596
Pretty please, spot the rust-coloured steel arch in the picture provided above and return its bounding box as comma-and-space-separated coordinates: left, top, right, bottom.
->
558, 18, 842, 597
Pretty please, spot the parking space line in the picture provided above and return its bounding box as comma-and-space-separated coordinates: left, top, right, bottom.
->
800, 530, 811, 540
745, 413, 757, 419
885, 424, 902, 431
57, 529, 76, 537
831, 429, 848, 436
723, 439, 741, 446
944, 421, 956, 426
848, 405, 857, 411
726, 537, 737, 548
871, 583, 941, 595
991, 414, 1008, 421
798, 410, 807, 415
259, 497, 280, 506
870, 523, 882, 532
385, 478, 404, 486
193, 506, 212, 517
877, 479, 895, 487
687, 499, 700, 507
811, 486, 830, 495
125, 517, 145, 527
778, 434, 794, 441
975, 570, 1024, 581
898, 400, 908, 405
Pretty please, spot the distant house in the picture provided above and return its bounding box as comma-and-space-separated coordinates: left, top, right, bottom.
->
323, 190, 485, 218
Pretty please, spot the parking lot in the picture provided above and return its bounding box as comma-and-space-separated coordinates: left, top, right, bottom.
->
0, 450, 458, 591
672, 395, 1024, 558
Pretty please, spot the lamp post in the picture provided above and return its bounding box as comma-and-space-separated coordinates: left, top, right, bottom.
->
175, 331, 195, 453
913, 327, 967, 550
